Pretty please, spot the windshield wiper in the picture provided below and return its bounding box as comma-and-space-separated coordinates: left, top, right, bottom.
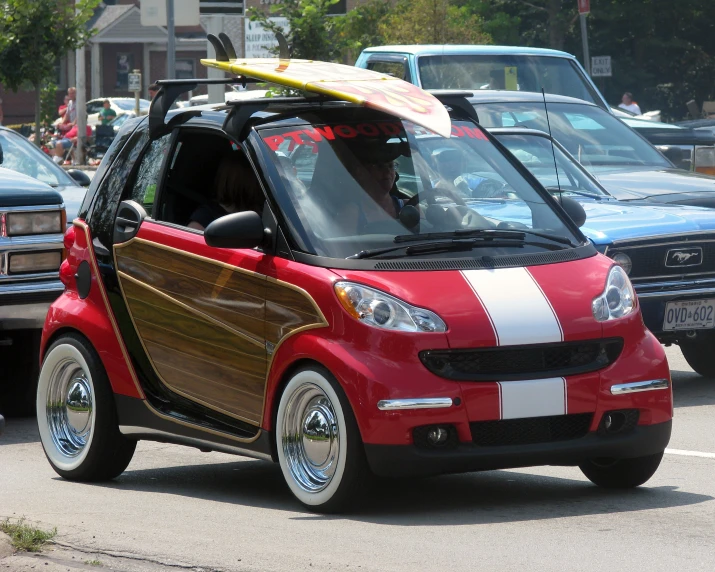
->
546, 186, 606, 201
394, 228, 575, 246
348, 236, 568, 260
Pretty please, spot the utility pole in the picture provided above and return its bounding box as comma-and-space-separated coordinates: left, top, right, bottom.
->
166, 0, 175, 79
75, 0, 86, 165
578, 0, 591, 76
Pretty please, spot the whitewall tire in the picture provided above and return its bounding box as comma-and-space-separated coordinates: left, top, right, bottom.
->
37, 333, 136, 481
276, 366, 369, 512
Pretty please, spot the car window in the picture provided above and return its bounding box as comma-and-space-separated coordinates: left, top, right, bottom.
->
128, 134, 172, 217
0, 129, 74, 187
474, 101, 672, 169
86, 102, 103, 114
367, 61, 409, 81
258, 113, 579, 259
418, 54, 602, 105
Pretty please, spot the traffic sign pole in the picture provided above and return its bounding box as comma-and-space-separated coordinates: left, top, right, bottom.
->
578, 0, 591, 76
166, 0, 175, 79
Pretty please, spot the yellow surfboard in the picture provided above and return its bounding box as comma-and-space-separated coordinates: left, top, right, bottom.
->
200, 57, 452, 138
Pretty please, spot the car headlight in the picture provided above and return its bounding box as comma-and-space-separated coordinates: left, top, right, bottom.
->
334, 281, 447, 332
611, 252, 632, 275
8, 251, 62, 274
6, 211, 63, 236
592, 265, 636, 322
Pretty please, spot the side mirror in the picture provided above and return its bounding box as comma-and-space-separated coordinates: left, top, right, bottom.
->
0, 141, 3, 165
204, 211, 265, 249
66, 169, 91, 187
556, 195, 587, 227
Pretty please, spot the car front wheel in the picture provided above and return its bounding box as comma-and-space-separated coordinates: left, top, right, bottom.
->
36, 333, 136, 481
579, 452, 664, 488
679, 333, 715, 378
276, 366, 369, 513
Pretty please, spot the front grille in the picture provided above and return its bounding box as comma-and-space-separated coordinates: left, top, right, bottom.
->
471, 413, 593, 447
420, 339, 623, 381
610, 236, 715, 281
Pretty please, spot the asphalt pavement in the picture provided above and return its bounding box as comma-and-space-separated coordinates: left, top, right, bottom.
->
0, 345, 713, 572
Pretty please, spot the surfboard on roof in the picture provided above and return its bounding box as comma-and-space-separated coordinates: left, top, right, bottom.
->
199, 56, 452, 138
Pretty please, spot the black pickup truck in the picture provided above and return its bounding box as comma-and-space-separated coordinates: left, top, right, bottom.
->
0, 165, 65, 416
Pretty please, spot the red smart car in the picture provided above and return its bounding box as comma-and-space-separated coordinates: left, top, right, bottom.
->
36, 73, 672, 512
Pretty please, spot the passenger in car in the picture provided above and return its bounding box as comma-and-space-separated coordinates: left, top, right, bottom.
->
188, 152, 264, 231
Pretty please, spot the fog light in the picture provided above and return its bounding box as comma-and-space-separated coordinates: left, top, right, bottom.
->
9, 251, 62, 274
611, 252, 632, 275
426, 426, 449, 446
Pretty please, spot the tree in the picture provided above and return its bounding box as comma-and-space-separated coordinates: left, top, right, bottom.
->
337, 0, 392, 63
0, 0, 99, 145
247, 0, 347, 61
379, 0, 491, 45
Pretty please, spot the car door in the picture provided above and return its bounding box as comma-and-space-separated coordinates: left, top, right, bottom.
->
110, 130, 269, 429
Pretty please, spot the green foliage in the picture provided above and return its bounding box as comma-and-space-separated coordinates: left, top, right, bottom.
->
379, 0, 491, 45
0, 0, 99, 92
247, 0, 347, 61
337, 0, 391, 62
40, 81, 57, 126
0, 518, 56, 552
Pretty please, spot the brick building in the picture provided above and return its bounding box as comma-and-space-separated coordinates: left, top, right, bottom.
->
1, 0, 366, 125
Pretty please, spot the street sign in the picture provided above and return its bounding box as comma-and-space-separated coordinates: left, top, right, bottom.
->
591, 56, 612, 77
141, 0, 200, 26
245, 17, 290, 58
578, 0, 590, 14
200, 0, 244, 15
128, 71, 142, 92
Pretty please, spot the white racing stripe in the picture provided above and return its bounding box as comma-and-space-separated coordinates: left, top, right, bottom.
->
461, 268, 562, 346
666, 448, 715, 459
498, 378, 567, 420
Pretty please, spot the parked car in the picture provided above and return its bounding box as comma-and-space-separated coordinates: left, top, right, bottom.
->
0, 167, 65, 416
186, 88, 270, 107
85, 98, 151, 127
488, 126, 715, 375
465, 91, 715, 208
356, 45, 609, 109
0, 125, 89, 222
355, 46, 715, 175
36, 80, 671, 512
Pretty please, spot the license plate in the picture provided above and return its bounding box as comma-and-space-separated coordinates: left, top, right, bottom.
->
663, 299, 715, 330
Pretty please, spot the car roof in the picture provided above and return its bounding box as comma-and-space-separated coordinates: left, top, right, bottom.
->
361, 45, 575, 58
456, 90, 598, 106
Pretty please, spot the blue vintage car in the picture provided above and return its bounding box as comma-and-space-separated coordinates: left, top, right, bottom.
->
418, 126, 715, 377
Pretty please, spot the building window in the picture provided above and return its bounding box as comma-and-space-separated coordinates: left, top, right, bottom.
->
175, 59, 195, 80
327, 0, 347, 14
116, 53, 134, 90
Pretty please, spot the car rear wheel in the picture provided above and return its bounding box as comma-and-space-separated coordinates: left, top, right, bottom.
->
276, 366, 369, 513
679, 333, 715, 378
36, 333, 136, 481
579, 452, 664, 488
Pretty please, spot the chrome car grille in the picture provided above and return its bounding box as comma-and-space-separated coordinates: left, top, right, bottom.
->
607, 235, 715, 282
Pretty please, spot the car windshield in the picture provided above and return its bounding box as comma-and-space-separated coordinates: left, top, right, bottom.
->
418, 54, 602, 105
493, 132, 609, 198
474, 101, 672, 169
0, 129, 74, 187
257, 112, 580, 259
114, 99, 150, 111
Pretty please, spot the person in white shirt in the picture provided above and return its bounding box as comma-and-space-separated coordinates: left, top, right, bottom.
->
618, 92, 642, 115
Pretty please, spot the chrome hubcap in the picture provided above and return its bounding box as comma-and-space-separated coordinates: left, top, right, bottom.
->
46, 358, 93, 458
282, 383, 339, 493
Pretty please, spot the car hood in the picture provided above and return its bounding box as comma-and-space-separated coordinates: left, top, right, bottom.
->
57, 184, 86, 223
591, 167, 715, 204
333, 255, 611, 348
578, 199, 715, 244
0, 167, 63, 206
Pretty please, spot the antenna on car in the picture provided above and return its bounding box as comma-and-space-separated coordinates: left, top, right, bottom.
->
541, 88, 563, 197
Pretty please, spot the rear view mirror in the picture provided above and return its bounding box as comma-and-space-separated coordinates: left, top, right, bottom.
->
66, 169, 91, 187
0, 141, 3, 165
204, 210, 265, 249
556, 195, 587, 227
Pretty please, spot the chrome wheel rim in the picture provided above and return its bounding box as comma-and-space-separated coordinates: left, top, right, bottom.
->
281, 383, 339, 493
46, 357, 93, 458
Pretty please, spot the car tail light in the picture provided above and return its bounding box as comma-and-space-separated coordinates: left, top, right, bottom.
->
695, 145, 715, 175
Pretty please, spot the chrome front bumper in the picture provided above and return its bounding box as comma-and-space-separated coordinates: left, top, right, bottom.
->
0, 280, 64, 330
